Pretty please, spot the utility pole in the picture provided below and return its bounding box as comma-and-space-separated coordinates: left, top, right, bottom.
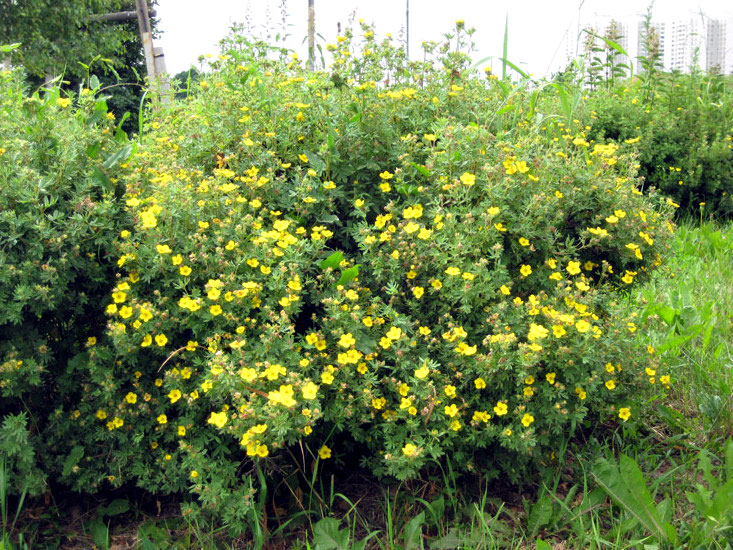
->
92, 2, 169, 99
135, 0, 157, 80
406, 0, 410, 59
308, 0, 315, 70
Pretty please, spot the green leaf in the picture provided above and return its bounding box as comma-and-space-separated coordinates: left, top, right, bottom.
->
403, 511, 425, 550
62, 446, 84, 477
320, 251, 343, 270
312, 517, 349, 550
98, 499, 129, 517
304, 150, 326, 174
527, 492, 554, 537
86, 142, 101, 159
411, 162, 432, 178
536, 540, 552, 550
89, 517, 110, 550
0, 43, 22, 53
102, 143, 133, 170
592, 455, 678, 544
656, 305, 677, 325
91, 166, 114, 194
337, 265, 360, 286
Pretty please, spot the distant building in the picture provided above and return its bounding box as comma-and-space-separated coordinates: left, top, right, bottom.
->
568, 12, 733, 75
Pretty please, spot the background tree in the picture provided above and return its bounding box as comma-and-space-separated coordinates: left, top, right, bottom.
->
0, 0, 157, 135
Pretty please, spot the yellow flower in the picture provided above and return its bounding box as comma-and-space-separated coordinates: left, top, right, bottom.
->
168, 389, 182, 403
318, 445, 332, 459
157, 414, 167, 425
474, 377, 486, 389
179, 265, 192, 276
208, 411, 228, 429
605, 380, 616, 390
403, 221, 420, 234
444, 404, 459, 417
520, 265, 532, 277
459, 172, 476, 186
618, 407, 631, 421
521, 413, 534, 427
575, 320, 591, 333
156, 244, 172, 254
519, 237, 530, 247
96, 409, 108, 420
566, 261, 581, 275
493, 401, 508, 416
155, 334, 168, 347
119, 305, 133, 319
140, 334, 152, 347
445, 266, 461, 276
500, 285, 511, 295
209, 304, 223, 316
338, 333, 356, 348
546, 372, 556, 385
125, 392, 137, 404
414, 365, 429, 379
402, 443, 418, 457
177, 426, 186, 436
56, 97, 72, 108
140, 210, 157, 229
386, 326, 402, 340
302, 381, 319, 400
190, 470, 199, 478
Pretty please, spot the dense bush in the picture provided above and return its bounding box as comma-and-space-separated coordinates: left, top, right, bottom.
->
585, 74, 733, 219
0, 67, 130, 493
45, 25, 677, 530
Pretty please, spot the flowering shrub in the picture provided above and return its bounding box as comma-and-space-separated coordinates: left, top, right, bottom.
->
0, 67, 129, 493
56, 24, 677, 525
585, 75, 733, 220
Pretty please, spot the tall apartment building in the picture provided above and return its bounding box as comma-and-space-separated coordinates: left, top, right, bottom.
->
706, 18, 726, 72
568, 13, 733, 75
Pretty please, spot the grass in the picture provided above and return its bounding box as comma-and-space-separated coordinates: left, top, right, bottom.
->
3, 221, 731, 549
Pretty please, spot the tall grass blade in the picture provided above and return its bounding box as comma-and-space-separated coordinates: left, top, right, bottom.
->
502, 14, 508, 81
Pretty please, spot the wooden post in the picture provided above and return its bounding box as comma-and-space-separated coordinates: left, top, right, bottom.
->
135, 0, 157, 80
88, 10, 156, 23
308, 0, 315, 70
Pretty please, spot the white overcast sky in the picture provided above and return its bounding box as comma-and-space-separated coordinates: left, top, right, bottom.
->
155, 0, 733, 78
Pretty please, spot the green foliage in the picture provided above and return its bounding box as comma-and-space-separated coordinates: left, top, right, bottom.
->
0, 66, 129, 491
0, 414, 44, 497
584, 75, 733, 220
0, 1, 136, 81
